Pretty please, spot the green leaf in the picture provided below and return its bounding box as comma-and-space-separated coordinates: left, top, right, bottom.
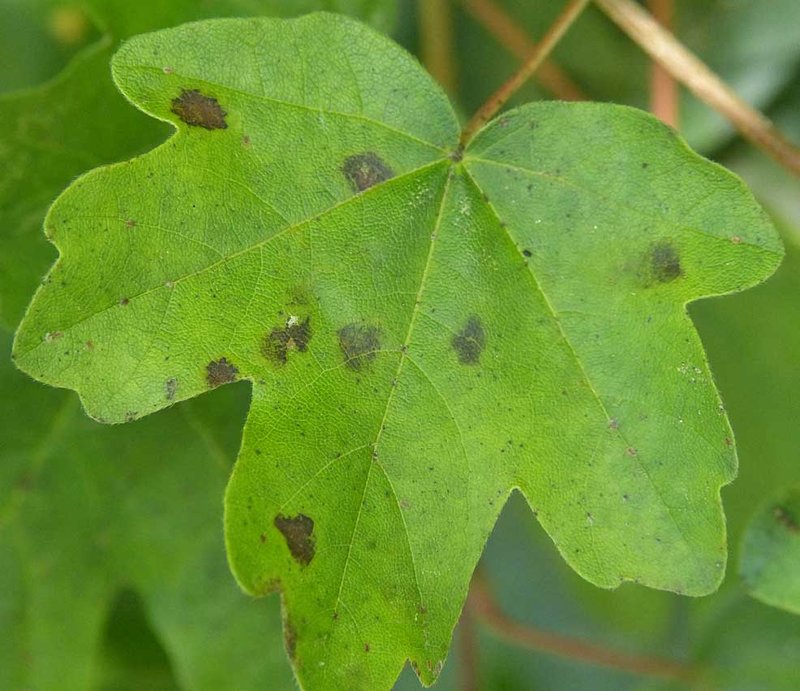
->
0, 0, 396, 330
0, 326, 295, 690
12, 13, 782, 689
739, 486, 800, 616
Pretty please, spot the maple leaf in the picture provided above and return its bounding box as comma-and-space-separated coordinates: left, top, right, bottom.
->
13, 13, 782, 689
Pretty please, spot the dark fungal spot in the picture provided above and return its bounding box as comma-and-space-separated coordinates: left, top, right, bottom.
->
165, 377, 178, 401
274, 513, 316, 566
650, 242, 682, 283
774, 506, 800, 533
338, 323, 381, 370
263, 316, 311, 364
206, 357, 238, 388
522, 248, 532, 257
452, 316, 486, 365
342, 152, 394, 192
171, 89, 228, 130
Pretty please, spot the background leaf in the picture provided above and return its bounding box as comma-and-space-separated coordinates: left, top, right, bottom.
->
738, 486, 800, 617
0, 325, 296, 690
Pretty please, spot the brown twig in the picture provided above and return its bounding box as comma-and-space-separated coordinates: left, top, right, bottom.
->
647, 0, 679, 127
419, 0, 458, 94
595, 0, 800, 177
460, 0, 591, 147
459, 0, 586, 101
467, 572, 701, 685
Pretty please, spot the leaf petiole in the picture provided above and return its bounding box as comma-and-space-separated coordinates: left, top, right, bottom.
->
459, 0, 590, 148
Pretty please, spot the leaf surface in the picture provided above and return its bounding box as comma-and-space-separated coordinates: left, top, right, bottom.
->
12, 13, 783, 689
0, 0, 396, 329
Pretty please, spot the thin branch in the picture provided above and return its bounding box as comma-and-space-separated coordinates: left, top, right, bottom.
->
468, 573, 701, 685
460, 0, 586, 101
595, 0, 800, 177
419, 0, 458, 95
647, 0, 679, 127
460, 0, 591, 147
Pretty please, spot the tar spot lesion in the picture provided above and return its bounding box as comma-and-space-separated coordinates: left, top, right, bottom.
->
338, 323, 381, 370
263, 316, 311, 364
206, 357, 238, 387
649, 241, 682, 283
452, 316, 486, 365
171, 89, 228, 130
274, 514, 316, 566
342, 152, 394, 192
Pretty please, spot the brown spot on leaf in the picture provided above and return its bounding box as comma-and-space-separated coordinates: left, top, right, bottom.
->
254, 577, 281, 597
119, 297, 129, 306
263, 316, 311, 364
338, 324, 381, 370
774, 506, 800, 533
650, 242, 682, 283
206, 358, 238, 388
342, 152, 394, 192
171, 89, 228, 130
274, 513, 315, 565
125, 219, 137, 228
165, 378, 178, 400
452, 316, 485, 365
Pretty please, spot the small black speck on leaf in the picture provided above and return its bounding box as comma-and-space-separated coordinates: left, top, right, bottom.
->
342, 152, 394, 192
171, 89, 228, 130
274, 513, 316, 565
206, 357, 238, 387
452, 316, 486, 365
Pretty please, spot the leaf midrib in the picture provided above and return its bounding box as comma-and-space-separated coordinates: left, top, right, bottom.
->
330, 169, 454, 656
